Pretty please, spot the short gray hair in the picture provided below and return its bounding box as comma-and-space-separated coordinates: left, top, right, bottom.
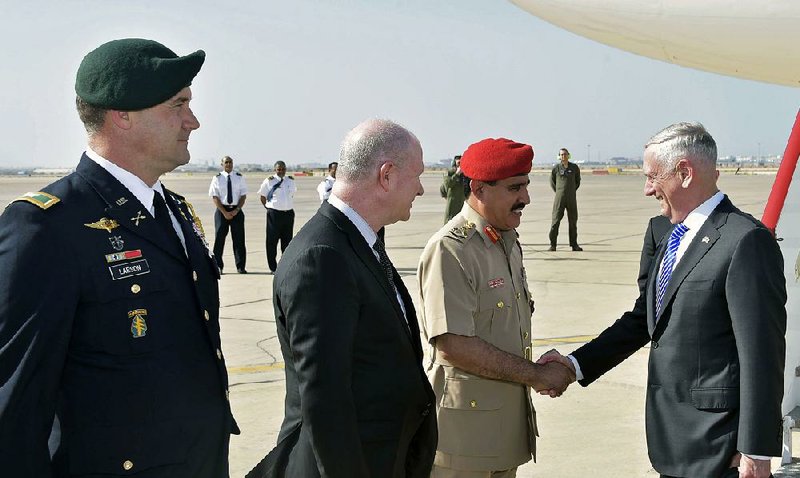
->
338, 119, 419, 182
645, 122, 717, 170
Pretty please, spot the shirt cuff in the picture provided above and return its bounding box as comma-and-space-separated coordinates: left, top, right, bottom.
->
567, 354, 584, 381
742, 453, 772, 461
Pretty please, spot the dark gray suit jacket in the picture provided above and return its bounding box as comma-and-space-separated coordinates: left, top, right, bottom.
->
574, 198, 786, 477
253, 202, 436, 478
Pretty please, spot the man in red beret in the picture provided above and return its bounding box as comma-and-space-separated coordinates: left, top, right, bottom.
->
417, 138, 575, 477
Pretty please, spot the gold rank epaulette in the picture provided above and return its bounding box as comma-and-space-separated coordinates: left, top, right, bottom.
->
268, 175, 275, 180
449, 221, 476, 240
13, 191, 60, 210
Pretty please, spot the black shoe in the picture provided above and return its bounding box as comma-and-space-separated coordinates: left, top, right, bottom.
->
237, 269, 248, 274
548, 245, 556, 251
572, 245, 583, 251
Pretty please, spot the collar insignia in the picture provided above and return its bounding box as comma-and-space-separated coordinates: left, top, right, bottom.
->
84, 217, 119, 233
701, 236, 710, 243
484, 225, 500, 243
131, 211, 147, 226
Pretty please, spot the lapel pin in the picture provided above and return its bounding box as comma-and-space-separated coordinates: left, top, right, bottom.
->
131, 211, 147, 226
108, 236, 124, 251
116, 197, 128, 206
701, 236, 710, 243
84, 217, 120, 233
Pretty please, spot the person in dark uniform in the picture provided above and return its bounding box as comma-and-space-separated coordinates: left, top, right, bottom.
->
0, 38, 238, 477
209, 155, 248, 274
258, 161, 296, 273
439, 155, 466, 223
549, 147, 582, 251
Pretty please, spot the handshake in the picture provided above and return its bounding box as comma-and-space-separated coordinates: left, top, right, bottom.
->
531, 349, 576, 398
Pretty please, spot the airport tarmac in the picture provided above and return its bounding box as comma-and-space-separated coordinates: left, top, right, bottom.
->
0, 170, 789, 477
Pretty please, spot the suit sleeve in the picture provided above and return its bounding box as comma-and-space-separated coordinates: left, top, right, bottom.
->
0, 204, 79, 477
275, 245, 370, 477
571, 217, 659, 385
728, 227, 786, 455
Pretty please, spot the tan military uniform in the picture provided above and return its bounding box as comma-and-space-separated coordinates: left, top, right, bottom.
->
418, 202, 537, 473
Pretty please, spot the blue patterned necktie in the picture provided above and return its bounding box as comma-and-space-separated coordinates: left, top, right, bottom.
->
656, 223, 689, 316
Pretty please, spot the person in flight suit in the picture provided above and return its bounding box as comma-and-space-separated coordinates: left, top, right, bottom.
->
439, 155, 466, 223
0, 38, 238, 477
209, 155, 248, 273
316, 161, 337, 203
417, 138, 575, 478
258, 161, 296, 273
548, 147, 582, 251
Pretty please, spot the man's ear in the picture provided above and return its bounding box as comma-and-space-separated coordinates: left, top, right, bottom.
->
378, 162, 395, 191
108, 110, 132, 130
676, 159, 692, 188
469, 179, 484, 198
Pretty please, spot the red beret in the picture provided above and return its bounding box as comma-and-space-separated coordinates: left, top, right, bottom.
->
460, 138, 534, 181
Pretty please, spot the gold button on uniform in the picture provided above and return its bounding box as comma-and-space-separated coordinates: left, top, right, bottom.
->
216, 348, 222, 360
123, 460, 134, 471
469, 400, 477, 408
496, 301, 504, 309
204, 310, 210, 321
192, 271, 198, 282
130, 284, 141, 294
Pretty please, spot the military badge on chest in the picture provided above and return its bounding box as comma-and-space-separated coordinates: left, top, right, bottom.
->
128, 308, 148, 338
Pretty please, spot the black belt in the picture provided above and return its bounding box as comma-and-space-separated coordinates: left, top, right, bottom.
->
222, 205, 237, 211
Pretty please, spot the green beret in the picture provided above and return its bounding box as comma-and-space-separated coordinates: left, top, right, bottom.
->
75, 38, 205, 111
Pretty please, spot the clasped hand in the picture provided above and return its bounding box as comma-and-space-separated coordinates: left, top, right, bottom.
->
534, 349, 577, 398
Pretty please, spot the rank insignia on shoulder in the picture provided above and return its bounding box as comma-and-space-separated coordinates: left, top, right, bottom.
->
484, 225, 500, 243
128, 309, 148, 338
288, 175, 294, 180
85, 217, 120, 233
268, 175, 275, 180
15, 191, 60, 210
450, 221, 476, 239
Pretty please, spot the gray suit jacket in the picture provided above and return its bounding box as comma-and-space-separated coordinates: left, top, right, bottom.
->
575, 198, 786, 477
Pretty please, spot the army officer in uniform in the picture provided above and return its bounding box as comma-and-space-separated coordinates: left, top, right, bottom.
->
418, 138, 574, 478
0, 38, 238, 477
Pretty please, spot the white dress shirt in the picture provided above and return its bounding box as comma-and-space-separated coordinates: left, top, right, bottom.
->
208, 171, 248, 206
317, 176, 336, 202
258, 175, 296, 211
85, 147, 187, 252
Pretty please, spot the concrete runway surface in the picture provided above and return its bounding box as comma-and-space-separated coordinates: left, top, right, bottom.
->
0, 170, 788, 477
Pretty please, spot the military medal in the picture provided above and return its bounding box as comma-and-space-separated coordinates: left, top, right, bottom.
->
128, 309, 148, 338
85, 217, 120, 233
105, 249, 142, 263
488, 278, 505, 288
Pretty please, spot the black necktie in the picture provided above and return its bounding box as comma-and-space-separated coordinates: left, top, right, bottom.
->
153, 192, 181, 248
226, 174, 233, 205
266, 178, 284, 201
372, 237, 396, 291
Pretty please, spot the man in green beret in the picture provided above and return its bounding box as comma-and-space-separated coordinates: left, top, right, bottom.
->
0, 38, 238, 477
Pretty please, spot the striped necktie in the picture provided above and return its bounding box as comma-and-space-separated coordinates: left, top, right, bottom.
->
656, 223, 689, 316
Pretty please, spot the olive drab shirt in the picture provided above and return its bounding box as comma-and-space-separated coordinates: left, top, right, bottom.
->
417, 202, 537, 472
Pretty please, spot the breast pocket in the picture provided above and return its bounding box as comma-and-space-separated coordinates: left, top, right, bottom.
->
76, 269, 173, 356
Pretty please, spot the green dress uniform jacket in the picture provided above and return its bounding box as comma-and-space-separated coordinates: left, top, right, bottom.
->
418, 203, 537, 472
0, 155, 238, 478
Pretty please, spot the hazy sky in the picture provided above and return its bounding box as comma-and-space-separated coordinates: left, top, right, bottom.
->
2, 0, 799, 168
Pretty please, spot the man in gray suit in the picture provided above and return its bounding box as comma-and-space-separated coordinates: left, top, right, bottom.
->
541, 122, 786, 478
